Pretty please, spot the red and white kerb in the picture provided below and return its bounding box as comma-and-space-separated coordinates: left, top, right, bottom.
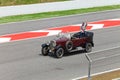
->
0, 19, 120, 43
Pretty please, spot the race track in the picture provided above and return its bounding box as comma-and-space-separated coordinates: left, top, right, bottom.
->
0, 10, 120, 80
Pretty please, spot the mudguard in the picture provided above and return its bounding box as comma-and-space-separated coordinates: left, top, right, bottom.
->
55, 45, 61, 50
41, 43, 48, 47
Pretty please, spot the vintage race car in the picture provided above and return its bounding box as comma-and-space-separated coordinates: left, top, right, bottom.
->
41, 31, 94, 58
41, 22, 94, 58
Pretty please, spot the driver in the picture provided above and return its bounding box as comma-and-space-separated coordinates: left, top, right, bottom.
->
72, 22, 88, 38
81, 22, 87, 33
80, 22, 87, 37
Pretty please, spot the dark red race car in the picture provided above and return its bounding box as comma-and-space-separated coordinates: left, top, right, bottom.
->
41, 22, 94, 58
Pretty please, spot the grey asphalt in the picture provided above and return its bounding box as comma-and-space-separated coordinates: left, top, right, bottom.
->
0, 9, 120, 35
0, 10, 120, 80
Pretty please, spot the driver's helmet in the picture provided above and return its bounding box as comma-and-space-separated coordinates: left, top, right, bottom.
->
81, 22, 87, 32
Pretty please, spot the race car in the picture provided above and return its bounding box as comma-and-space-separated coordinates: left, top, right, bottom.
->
41, 22, 94, 58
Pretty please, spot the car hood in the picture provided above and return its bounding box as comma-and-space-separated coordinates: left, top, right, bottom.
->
55, 37, 69, 43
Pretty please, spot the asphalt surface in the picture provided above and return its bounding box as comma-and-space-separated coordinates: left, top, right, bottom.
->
0, 9, 120, 35
0, 10, 120, 80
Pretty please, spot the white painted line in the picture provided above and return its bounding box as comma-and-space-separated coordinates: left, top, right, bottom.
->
71, 24, 104, 30
72, 68, 120, 80
30, 30, 62, 36
93, 53, 120, 61
88, 45, 120, 55
0, 37, 11, 43
108, 19, 120, 21
89, 24, 104, 30
71, 24, 81, 26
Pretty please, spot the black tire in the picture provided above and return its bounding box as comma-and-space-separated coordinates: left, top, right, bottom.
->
41, 46, 49, 56
85, 43, 92, 53
66, 41, 73, 51
54, 47, 64, 58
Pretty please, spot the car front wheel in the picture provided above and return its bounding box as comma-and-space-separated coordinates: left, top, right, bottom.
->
41, 46, 49, 56
85, 43, 92, 53
66, 41, 73, 52
55, 47, 64, 58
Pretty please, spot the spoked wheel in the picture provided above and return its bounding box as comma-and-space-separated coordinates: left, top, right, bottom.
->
41, 47, 49, 56
55, 47, 64, 58
85, 43, 92, 53
66, 41, 73, 52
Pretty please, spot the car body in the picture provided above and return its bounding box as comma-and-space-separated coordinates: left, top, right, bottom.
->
41, 31, 94, 58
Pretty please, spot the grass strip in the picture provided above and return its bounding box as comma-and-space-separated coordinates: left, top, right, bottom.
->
0, 0, 67, 6
0, 5, 120, 24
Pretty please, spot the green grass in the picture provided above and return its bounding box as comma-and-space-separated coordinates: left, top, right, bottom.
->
0, 0, 67, 6
0, 5, 120, 24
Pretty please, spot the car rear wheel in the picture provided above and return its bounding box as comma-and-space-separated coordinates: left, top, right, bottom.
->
85, 43, 92, 53
55, 47, 64, 58
41, 46, 49, 56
